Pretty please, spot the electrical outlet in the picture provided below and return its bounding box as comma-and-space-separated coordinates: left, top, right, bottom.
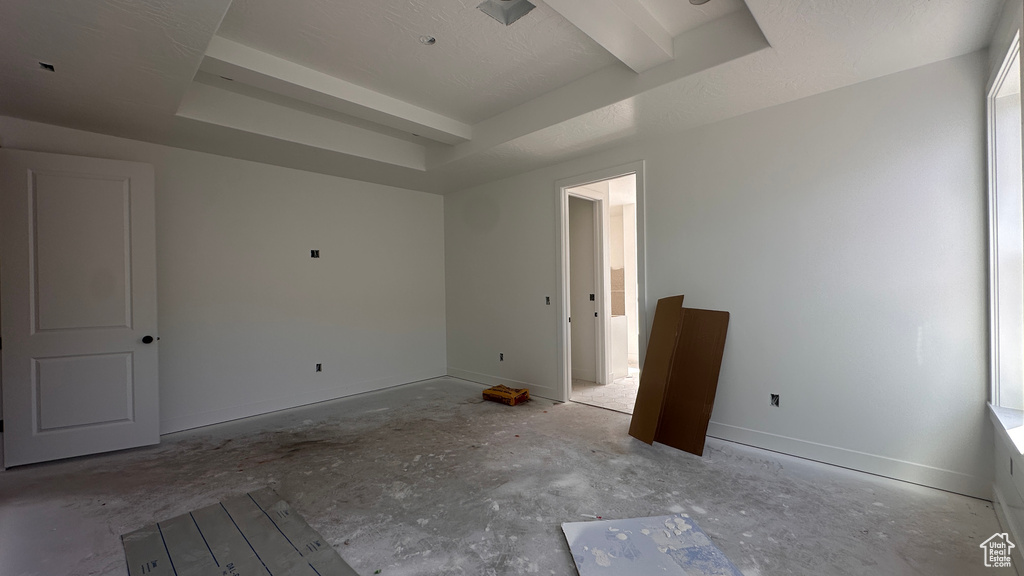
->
311, 249, 320, 258
316, 363, 322, 372
589, 294, 595, 301
770, 394, 780, 407
499, 353, 504, 361
545, 296, 550, 305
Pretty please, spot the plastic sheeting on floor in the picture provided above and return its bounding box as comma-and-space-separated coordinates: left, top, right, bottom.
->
122, 488, 356, 576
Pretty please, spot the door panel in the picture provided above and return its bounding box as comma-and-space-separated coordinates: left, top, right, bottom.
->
36, 353, 133, 430
32, 172, 131, 331
1, 149, 158, 467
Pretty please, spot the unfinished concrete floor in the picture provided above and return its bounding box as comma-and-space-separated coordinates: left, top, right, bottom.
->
571, 373, 639, 415
0, 378, 1008, 576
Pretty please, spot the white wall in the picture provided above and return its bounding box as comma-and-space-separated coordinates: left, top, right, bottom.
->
445, 52, 991, 498
0, 116, 447, 433
569, 197, 597, 381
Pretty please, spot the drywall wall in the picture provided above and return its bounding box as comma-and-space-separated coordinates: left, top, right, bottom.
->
569, 197, 597, 381
0, 116, 447, 434
445, 51, 991, 498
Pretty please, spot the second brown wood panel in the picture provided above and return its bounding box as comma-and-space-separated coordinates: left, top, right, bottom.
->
628, 295, 685, 444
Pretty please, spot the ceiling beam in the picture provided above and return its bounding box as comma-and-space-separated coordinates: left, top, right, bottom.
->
429, 9, 769, 169
200, 36, 472, 145
543, 0, 673, 73
176, 81, 427, 170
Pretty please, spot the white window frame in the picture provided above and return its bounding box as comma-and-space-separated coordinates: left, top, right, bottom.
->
989, 30, 1022, 409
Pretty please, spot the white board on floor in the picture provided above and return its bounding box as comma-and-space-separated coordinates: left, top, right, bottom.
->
561, 514, 742, 576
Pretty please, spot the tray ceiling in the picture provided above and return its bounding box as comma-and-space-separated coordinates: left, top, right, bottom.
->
218, 0, 619, 124
0, 0, 1007, 194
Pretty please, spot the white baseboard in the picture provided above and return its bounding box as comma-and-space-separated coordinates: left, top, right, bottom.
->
993, 482, 1024, 575
160, 368, 446, 434
707, 421, 990, 500
447, 367, 560, 401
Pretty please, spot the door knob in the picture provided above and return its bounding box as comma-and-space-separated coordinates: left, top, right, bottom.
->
142, 335, 154, 344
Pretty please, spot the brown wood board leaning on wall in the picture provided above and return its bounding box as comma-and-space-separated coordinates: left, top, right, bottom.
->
629, 300, 730, 457
628, 295, 685, 444
653, 308, 730, 456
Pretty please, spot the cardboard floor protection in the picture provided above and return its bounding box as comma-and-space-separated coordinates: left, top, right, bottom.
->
122, 488, 356, 576
561, 514, 742, 576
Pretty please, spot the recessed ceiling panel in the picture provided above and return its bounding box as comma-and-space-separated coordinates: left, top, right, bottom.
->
637, 0, 746, 37
217, 0, 619, 124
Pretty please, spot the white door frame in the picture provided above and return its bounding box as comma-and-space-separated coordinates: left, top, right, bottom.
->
565, 189, 609, 390
556, 160, 648, 403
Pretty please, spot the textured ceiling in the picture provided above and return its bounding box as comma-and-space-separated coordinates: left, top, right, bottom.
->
637, 0, 745, 36
0, 0, 231, 134
426, 0, 1007, 190
217, 0, 619, 124
0, 0, 1009, 195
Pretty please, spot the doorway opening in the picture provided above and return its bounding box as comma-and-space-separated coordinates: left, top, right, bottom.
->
557, 162, 646, 414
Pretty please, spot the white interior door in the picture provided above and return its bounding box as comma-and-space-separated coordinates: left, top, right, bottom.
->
0, 149, 158, 467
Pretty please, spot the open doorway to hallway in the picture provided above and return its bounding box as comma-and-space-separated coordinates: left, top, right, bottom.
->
565, 173, 640, 414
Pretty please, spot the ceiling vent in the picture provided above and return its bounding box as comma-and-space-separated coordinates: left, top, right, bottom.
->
477, 0, 536, 26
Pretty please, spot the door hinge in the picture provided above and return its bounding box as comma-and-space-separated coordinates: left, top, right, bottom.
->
0, 420, 4, 433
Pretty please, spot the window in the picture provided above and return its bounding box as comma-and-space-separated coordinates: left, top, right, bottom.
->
990, 33, 1023, 409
